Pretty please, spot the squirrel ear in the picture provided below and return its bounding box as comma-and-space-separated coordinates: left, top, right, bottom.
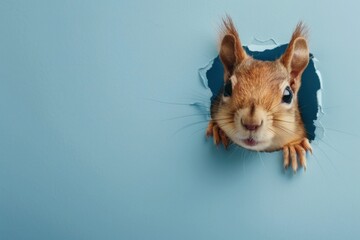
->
219, 17, 247, 80
280, 23, 309, 92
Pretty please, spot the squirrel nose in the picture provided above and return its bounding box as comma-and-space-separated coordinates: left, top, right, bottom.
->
243, 124, 259, 131
241, 119, 262, 131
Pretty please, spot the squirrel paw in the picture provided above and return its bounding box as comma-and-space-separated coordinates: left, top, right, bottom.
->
206, 121, 230, 149
283, 138, 312, 173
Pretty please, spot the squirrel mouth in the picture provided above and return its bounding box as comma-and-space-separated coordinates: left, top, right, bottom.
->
243, 138, 258, 146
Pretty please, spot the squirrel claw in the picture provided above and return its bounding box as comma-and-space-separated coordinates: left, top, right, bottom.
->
206, 121, 230, 149
283, 138, 312, 172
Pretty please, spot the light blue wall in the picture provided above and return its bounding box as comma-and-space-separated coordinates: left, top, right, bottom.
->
1, 1, 360, 239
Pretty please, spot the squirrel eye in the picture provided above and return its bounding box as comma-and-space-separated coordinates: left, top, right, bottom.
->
223, 79, 232, 97
282, 86, 293, 104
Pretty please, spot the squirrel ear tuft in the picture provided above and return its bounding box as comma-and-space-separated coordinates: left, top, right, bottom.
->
219, 16, 247, 80
280, 22, 310, 92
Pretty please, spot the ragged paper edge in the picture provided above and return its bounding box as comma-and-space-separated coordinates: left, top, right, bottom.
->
312, 57, 325, 140
198, 59, 214, 120
247, 38, 278, 52
199, 58, 214, 89
198, 38, 325, 140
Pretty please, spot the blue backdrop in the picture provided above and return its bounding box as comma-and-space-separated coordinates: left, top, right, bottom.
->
1, 1, 360, 239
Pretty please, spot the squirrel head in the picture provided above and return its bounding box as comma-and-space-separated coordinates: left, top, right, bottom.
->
214, 16, 310, 151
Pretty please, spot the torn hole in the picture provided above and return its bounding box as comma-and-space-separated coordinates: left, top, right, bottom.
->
198, 39, 324, 143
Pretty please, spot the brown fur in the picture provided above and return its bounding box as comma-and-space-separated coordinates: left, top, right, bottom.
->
208, 16, 312, 171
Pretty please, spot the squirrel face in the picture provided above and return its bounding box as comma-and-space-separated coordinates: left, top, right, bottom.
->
211, 17, 310, 152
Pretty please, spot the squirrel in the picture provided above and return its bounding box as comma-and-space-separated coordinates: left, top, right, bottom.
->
206, 16, 313, 172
